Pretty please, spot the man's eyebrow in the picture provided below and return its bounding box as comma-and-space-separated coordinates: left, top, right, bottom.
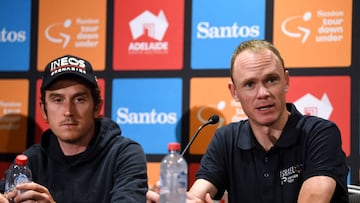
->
47, 92, 62, 98
73, 91, 89, 97
265, 73, 280, 78
242, 77, 255, 83
47, 91, 89, 98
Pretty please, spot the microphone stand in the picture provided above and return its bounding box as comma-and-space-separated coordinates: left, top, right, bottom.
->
180, 115, 219, 157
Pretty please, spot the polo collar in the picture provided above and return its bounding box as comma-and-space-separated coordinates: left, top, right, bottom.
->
236, 103, 303, 150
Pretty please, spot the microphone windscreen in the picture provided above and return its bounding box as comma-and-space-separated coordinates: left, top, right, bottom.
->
208, 115, 219, 124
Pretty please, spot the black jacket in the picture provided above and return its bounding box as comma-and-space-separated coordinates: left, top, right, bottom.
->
3, 117, 148, 203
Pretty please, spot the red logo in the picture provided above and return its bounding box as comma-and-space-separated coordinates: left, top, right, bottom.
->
113, 0, 184, 70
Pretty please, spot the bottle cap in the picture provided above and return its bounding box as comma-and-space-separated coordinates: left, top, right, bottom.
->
168, 142, 181, 151
15, 154, 28, 166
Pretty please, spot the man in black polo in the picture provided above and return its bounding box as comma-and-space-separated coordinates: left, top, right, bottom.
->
186, 40, 348, 202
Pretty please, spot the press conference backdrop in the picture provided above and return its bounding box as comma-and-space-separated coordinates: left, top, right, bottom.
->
0, 0, 359, 187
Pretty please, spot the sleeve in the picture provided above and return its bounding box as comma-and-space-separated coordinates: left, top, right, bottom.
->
196, 127, 229, 200
111, 140, 148, 202
0, 179, 4, 193
302, 118, 348, 193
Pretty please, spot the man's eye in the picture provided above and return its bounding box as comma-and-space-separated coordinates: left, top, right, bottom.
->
266, 77, 279, 84
75, 97, 86, 103
244, 82, 254, 88
52, 98, 63, 104
268, 77, 277, 83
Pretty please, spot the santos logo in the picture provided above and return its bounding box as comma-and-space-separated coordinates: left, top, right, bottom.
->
116, 107, 177, 124
0, 27, 26, 43
128, 10, 169, 53
196, 22, 260, 39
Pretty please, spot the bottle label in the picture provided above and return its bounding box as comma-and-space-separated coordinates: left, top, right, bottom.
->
14, 174, 30, 185
177, 171, 187, 190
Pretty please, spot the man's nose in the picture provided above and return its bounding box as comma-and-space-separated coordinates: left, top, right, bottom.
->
258, 85, 270, 98
63, 101, 74, 116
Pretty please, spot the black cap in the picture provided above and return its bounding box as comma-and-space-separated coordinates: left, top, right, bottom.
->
41, 55, 98, 91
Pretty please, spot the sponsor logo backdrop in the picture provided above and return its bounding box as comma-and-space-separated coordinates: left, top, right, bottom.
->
191, 0, 266, 69
0, 0, 359, 188
0, 0, 31, 71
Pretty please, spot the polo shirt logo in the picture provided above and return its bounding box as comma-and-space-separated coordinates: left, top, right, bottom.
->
280, 164, 303, 185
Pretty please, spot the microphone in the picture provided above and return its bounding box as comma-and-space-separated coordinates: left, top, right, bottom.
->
180, 115, 219, 157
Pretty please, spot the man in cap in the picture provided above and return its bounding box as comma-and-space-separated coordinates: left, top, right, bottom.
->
1, 55, 148, 202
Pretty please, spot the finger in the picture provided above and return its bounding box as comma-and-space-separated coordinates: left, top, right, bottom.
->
5, 190, 17, 201
14, 187, 54, 203
15, 182, 38, 191
205, 193, 213, 203
0, 193, 10, 203
186, 192, 198, 200
146, 190, 159, 203
17, 200, 37, 203
13, 191, 38, 203
16, 182, 51, 195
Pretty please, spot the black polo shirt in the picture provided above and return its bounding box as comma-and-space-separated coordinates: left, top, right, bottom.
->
196, 103, 348, 203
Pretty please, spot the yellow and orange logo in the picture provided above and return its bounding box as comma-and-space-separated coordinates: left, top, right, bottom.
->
0, 80, 29, 153
37, 0, 107, 71
273, 0, 352, 67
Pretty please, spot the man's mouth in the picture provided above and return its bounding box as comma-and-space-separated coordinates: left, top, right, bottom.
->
257, 104, 274, 111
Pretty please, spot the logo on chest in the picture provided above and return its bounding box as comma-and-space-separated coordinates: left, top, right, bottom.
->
280, 164, 303, 185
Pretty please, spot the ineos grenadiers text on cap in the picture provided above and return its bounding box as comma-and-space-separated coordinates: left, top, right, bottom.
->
41, 55, 98, 91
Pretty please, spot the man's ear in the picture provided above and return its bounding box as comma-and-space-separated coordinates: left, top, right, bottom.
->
228, 82, 240, 102
94, 99, 104, 118
284, 69, 290, 93
40, 102, 48, 121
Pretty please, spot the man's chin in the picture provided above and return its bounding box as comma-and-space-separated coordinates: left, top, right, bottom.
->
58, 136, 82, 144
255, 117, 277, 126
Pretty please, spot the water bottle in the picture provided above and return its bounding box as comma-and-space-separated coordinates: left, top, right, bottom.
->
5, 154, 32, 194
160, 142, 188, 203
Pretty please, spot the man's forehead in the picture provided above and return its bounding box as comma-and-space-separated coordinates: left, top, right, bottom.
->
46, 79, 90, 92
234, 50, 279, 70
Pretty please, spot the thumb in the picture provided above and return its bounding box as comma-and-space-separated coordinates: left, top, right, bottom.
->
205, 193, 213, 203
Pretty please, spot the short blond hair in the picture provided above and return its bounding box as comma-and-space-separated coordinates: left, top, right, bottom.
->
230, 40, 285, 82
